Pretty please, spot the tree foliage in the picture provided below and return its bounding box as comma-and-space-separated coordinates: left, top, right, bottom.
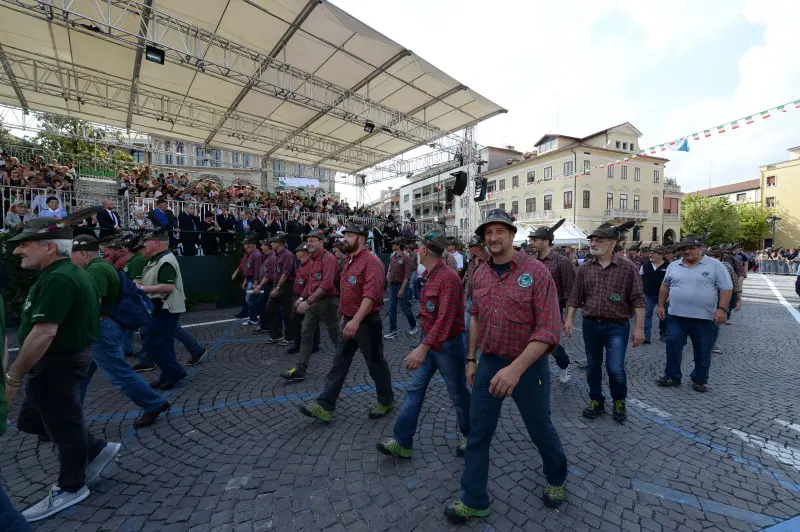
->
680, 195, 740, 245
735, 202, 773, 249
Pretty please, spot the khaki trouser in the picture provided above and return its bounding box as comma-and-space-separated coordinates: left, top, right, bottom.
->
297, 296, 339, 369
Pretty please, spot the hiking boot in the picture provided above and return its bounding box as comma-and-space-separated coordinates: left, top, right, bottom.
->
299, 402, 332, 423
612, 400, 627, 423
368, 403, 393, 419
281, 367, 306, 382
376, 438, 411, 458
582, 400, 605, 419
133, 402, 170, 429
692, 382, 708, 393
558, 365, 572, 384
132, 362, 156, 372
86, 442, 122, 484
266, 336, 284, 345
186, 348, 209, 366
656, 376, 681, 387
456, 436, 467, 457
444, 500, 490, 523
543, 484, 566, 508
22, 485, 90, 522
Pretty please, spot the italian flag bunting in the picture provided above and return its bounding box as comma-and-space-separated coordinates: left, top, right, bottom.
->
717, 125, 726, 134
692, 132, 700, 140
795, 100, 800, 108
704, 130, 712, 137
660, 144, 667, 151
745, 116, 754, 124
778, 105, 786, 113
761, 110, 771, 119
731, 120, 740, 129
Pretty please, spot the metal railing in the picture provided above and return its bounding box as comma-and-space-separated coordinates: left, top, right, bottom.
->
604, 209, 649, 219
757, 260, 800, 275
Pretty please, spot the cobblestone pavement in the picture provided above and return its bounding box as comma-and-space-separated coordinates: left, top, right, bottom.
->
2, 274, 800, 531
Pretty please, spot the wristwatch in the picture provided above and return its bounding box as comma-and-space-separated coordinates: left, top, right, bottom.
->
716, 306, 726, 311
298, 297, 305, 301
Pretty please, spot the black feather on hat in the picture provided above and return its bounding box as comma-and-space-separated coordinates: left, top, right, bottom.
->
9, 205, 105, 243
588, 220, 636, 241
528, 218, 566, 241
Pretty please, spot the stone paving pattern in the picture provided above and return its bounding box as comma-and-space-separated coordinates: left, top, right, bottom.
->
2, 275, 800, 531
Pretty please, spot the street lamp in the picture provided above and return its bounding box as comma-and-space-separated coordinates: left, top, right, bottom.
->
766, 216, 782, 247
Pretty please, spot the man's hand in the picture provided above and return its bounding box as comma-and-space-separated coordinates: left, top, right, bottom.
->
251, 286, 261, 295
735, 299, 742, 311
404, 345, 427, 371
657, 306, 666, 320
241, 280, 247, 290
563, 320, 573, 338
631, 326, 645, 347
343, 318, 360, 339
4, 383, 19, 406
489, 365, 521, 397
398, 288, 405, 298
296, 301, 310, 315
466, 361, 477, 387
270, 287, 279, 298
231, 271, 239, 281
713, 308, 728, 324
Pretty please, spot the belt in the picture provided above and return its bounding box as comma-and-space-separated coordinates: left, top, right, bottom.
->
584, 315, 629, 326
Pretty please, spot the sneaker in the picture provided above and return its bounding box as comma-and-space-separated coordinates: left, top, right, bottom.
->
456, 436, 467, 457
692, 382, 708, 393
582, 400, 605, 419
86, 442, 122, 484
643, 337, 651, 344
558, 365, 572, 384
659, 334, 667, 342
368, 403, 393, 419
133, 402, 170, 428
376, 438, 411, 458
242, 320, 258, 326
711, 346, 721, 354
543, 484, 566, 508
22, 485, 91, 522
266, 336, 284, 345
252, 328, 268, 335
612, 400, 627, 423
407, 327, 418, 335
234, 312, 248, 319
186, 348, 209, 366
299, 402, 332, 423
383, 330, 399, 339
132, 363, 156, 372
656, 376, 681, 387
444, 500, 490, 523
279, 338, 293, 346
280, 367, 306, 382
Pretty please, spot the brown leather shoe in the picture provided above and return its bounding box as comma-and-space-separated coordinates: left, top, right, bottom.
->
133, 402, 170, 428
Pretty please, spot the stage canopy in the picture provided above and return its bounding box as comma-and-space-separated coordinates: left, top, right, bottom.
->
0, 0, 506, 174
513, 222, 590, 247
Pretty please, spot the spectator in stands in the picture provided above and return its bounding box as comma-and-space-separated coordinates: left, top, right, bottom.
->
40, 197, 68, 219
97, 199, 123, 238
148, 198, 175, 230
177, 204, 200, 256
4, 200, 27, 232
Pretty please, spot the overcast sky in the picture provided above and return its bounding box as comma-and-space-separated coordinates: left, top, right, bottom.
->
335, 0, 800, 204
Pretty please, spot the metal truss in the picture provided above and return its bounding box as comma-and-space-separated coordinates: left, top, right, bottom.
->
2, 0, 470, 153
0, 49, 390, 168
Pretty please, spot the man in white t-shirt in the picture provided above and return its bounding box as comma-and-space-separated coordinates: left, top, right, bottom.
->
446, 237, 464, 275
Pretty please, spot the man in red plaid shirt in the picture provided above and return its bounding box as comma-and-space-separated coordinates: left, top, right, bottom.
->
376, 230, 470, 459
384, 237, 417, 339
564, 221, 645, 423
463, 235, 488, 334
299, 224, 394, 423
445, 209, 568, 524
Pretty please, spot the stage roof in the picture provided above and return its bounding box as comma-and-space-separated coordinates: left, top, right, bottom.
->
0, 0, 506, 174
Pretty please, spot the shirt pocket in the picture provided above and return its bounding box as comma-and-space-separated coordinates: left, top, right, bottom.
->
505, 284, 533, 325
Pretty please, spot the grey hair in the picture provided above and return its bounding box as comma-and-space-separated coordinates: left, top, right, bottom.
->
41, 239, 73, 257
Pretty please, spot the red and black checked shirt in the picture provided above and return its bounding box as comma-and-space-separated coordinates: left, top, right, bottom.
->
294, 259, 313, 296
258, 251, 276, 284
464, 251, 489, 300
537, 249, 577, 307
339, 248, 385, 318
301, 248, 339, 299
470, 254, 561, 360
387, 251, 413, 284
420, 260, 465, 351
568, 255, 645, 320
273, 246, 297, 282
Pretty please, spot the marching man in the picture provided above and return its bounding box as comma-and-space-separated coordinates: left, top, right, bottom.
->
384, 236, 417, 339
445, 209, 568, 523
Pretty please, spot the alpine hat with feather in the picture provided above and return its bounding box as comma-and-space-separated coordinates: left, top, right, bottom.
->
528, 218, 565, 243
9, 205, 104, 243
588, 220, 637, 241
475, 208, 516, 239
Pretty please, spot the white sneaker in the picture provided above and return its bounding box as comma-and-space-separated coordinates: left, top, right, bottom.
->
86, 442, 122, 484
711, 346, 721, 354
383, 330, 398, 339
559, 365, 572, 384
408, 327, 418, 335
22, 484, 90, 522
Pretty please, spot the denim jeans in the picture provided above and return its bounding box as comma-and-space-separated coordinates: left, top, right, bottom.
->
139, 318, 203, 365
0, 482, 31, 531
464, 299, 472, 333
582, 317, 629, 402
122, 328, 135, 355
393, 333, 470, 449
80, 319, 166, 412
245, 280, 260, 322
408, 271, 417, 300
388, 282, 416, 332
665, 315, 714, 385
141, 311, 188, 383
644, 295, 658, 339
460, 354, 567, 510
552, 308, 569, 370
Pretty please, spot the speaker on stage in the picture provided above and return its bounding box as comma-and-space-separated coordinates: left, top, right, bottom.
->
474, 178, 487, 202
450, 171, 467, 196
446, 187, 454, 203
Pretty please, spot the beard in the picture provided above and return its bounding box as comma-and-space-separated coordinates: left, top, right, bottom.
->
342, 240, 358, 253
588, 247, 604, 256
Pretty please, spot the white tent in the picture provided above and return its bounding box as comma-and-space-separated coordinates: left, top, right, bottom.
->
513, 222, 589, 247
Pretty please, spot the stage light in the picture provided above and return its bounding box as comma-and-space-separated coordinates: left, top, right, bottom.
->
363, 121, 375, 133
145, 45, 165, 65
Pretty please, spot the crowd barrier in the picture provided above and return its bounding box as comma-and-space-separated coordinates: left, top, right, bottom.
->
757, 260, 800, 275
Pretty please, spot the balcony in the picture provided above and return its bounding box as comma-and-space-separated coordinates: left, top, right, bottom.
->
515, 211, 559, 222
663, 214, 680, 222
604, 209, 649, 220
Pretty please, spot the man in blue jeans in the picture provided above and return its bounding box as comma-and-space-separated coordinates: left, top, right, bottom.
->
564, 221, 645, 423
640, 246, 670, 343
376, 231, 470, 458
444, 209, 567, 523
657, 236, 732, 392
384, 237, 417, 338
71, 236, 170, 428
463, 236, 489, 334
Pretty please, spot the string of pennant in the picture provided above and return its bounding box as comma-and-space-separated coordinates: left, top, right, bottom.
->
530, 97, 800, 182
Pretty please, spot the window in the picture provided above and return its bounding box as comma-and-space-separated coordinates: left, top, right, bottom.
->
563, 191, 573, 209
512, 175, 519, 188
404, 194, 409, 203
623, 142, 628, 150
132, 150, 145, 163
621, 166, 628, 180
273, 159, 285, 177
511, 200, 519, 215
212, 149, 223, 168
499, 179, 506, 191
164, 141, 173, 165
607, 165, 614, 178
297, 164, 306, 176
766, 197, 776, 208
634, 167, 640, 181
583, 160, 591, 175
232, 152, 241, 167
664, 197, 679, 214
563, 161, 574, 176
630, 142, 636, 151
526, 197, 536, 213
499, 202, 506, 211
583, 190, 590, 208
616, 141, 621, 149
620, 194, 628, 210
538, 139, 557, 153
653, 169, 660, 183
527, 171, 535, 184
767, 175, 777, 187
653, 197, 659, 213
544, 195, 552, 211
176, 142, 185, 165
652, 227, 658, 241
544, 167, 553, 180
606, 193, 614, 210
633, 195, 640, 210
736, 193, 746, 202
487, 180, 496, 193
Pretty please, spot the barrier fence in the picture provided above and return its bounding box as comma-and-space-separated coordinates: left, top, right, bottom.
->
757, 260, 800, 275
